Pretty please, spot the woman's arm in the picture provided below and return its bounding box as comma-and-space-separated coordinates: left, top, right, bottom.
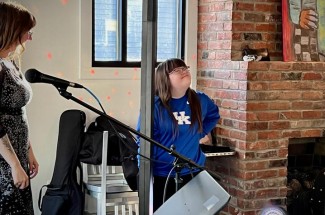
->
0, 133, 29, 189
0, 133, 20, 166
0, 69, 30, 188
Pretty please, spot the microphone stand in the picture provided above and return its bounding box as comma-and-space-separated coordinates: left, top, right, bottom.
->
56, 87, 222, 182
173, 158, 186, 192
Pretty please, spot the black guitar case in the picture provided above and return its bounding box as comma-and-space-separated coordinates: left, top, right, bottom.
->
38, 109, 86, 215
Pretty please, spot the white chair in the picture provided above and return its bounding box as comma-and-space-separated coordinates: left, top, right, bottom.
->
83, 131, 139, 215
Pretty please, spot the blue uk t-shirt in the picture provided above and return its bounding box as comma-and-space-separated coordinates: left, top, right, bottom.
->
151, 91, 220, 177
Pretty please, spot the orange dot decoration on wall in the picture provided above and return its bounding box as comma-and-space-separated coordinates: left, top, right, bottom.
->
89, 69, 95, 75
61, 0, 69, 5
46, 52, 52, 60
133, 67, 138, 80
114, 70, 119, 77
56, 72, 64, 78
88, 98, 93, 103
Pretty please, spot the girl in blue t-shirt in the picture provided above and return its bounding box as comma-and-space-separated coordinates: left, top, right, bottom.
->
138, 58, 220, 211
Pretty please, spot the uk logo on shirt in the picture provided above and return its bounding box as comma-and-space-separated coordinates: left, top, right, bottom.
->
173, 111, 191, 125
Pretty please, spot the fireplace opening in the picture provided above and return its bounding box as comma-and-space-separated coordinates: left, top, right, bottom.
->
287, 137, 325, 215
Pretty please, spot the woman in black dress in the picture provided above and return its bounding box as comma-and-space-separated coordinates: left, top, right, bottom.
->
0, 2, 39, 214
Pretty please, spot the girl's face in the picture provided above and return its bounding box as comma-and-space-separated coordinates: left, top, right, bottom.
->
169, 66, 191, 91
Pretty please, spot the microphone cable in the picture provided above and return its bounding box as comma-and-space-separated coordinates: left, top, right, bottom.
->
83, 86, 106, 114
163, 165, 177, 204
162, 161, 196, 204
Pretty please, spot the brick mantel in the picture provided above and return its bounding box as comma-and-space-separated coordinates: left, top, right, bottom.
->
197, 0, 325, 213
199, 61, 325, 214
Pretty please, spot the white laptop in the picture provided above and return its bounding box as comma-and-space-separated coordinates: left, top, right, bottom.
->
154, 170, 231, 215
200, 144, 236, 157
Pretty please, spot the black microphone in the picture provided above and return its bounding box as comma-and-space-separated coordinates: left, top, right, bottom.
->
25, 68, 83, 89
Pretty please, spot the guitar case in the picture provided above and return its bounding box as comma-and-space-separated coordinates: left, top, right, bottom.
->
38, 109, 86, 215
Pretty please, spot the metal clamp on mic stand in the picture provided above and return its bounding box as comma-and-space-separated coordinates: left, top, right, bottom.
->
169, 145, 193, 193
169, 145, 185, 192
173, 159, 185, 192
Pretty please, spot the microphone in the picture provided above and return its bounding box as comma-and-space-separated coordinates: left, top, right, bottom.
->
25, 69, 83, 89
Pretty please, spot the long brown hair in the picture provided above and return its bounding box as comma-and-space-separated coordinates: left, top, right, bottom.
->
0, 2, 36, 57
155, 58, 203, 133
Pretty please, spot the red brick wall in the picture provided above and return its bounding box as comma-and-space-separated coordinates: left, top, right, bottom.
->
198, 0, 282, 62
197, 1, 325, 214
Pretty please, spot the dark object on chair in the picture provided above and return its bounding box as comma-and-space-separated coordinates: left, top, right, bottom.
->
38, 110, 86, 215
80, 115, 139, 191
242, 45, 270, 61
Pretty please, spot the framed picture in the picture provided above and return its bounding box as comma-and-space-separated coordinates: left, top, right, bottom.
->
282, 0, 325, 61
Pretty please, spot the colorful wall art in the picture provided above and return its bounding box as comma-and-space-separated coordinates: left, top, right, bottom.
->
283, 0, 325, 61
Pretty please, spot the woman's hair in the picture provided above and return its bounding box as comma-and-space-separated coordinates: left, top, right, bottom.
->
155, 58, 203, 133
0, 1, 36, 58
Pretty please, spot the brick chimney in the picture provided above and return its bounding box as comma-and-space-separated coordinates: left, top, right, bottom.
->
197, 1, 325, 214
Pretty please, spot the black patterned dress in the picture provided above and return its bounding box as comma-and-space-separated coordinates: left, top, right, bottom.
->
0, 58, 34, 215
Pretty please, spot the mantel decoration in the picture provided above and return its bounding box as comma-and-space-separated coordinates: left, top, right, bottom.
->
282, 0, 325, 61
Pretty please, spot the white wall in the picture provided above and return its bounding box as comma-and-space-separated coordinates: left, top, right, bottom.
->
16, 1, 140, 214
14, 1, 197, 214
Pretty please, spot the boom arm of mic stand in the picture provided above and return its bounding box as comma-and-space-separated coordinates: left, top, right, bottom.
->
58, 89, 222, 181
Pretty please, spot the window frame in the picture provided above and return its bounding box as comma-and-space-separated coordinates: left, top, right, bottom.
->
92, 0, 186, 68
79, 0, 198, 82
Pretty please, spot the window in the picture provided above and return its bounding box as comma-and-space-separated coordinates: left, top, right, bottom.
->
93, 0, 186, 67
80, 0, 197, 80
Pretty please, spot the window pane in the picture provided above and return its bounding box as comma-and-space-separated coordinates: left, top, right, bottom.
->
93, 0, 183, 65
127, 0, 142, 62
94, 0, 120, 61
126, 0, 181, 62
157, 0, 179, 61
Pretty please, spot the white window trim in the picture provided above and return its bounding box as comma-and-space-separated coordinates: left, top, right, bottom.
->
79, 0, 197, 85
